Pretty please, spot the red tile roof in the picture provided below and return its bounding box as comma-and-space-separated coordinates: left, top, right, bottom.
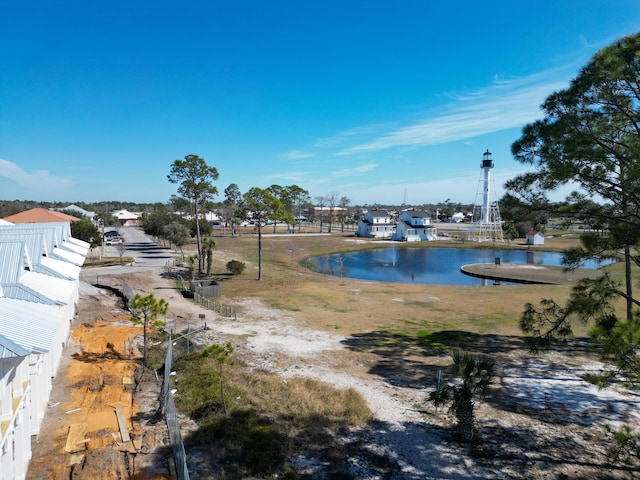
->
2, 208, 80, 223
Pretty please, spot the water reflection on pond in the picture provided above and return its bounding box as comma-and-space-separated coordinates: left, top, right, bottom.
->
307, 247, 608, 286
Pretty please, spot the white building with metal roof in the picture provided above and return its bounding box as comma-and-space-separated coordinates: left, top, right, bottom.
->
0, 220, 87, 480
0, 333, 32, 480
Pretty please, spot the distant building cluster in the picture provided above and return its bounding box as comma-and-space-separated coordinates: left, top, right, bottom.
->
356, 209, 441, 241
0, 209, 89, 479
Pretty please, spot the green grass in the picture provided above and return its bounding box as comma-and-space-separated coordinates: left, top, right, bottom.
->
83, 256, 135, 267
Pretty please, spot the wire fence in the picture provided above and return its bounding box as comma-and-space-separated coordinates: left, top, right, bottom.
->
91, 268, 200, 479
163, 262, 239, 320
162, 338, 189, 480
161, 326, 207, 480
193, 292, 237, 320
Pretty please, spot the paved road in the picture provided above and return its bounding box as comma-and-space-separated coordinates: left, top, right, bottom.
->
80, 225, 175, 279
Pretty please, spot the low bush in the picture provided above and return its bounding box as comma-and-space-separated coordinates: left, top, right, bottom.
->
226, 259, 246, 275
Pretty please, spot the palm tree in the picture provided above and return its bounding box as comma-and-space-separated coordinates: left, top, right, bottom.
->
202, 238, 216, 275
186, 254, 198, 281
429, 349, 495, 442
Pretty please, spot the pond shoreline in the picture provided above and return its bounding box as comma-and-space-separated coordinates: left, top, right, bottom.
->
308, 247, 608, 286
460, 262, 602, 285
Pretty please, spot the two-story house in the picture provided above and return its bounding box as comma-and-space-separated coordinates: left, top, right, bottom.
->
393, 210, 437, 242
356, 210, 394, 239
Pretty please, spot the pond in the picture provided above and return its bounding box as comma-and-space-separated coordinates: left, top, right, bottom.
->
307, 247, 609, 286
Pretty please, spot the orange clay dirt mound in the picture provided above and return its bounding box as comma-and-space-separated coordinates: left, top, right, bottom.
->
27, 308, 171, 480
66, 318, 139, 448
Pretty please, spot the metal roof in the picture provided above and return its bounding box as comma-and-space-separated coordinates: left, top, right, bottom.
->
0, 232, 81, 280
0, 298, 67, 354
61, 239, 88, 256
52, 246, 85, 266
58, 204, 95, 219
0, 232, 46, 265
18, 271, 75, 305
0, 223, 87, 263
0, 241, 28, 284
1, 284, 51, 304
0, 333, 30, 359
0, 241, 76, 305
38, 256, 81, 280
64, 240, 90, 257
0, 224, 57, 254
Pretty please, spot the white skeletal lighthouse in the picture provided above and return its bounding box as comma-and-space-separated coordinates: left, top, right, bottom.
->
467, 150, 504, 242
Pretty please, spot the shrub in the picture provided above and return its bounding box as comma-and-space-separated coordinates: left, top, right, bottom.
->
226, 259, 246, 275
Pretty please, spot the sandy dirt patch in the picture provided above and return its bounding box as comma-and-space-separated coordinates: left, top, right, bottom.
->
27, 285, 170, 480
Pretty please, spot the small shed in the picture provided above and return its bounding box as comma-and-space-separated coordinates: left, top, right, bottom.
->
526, 230, 545, 246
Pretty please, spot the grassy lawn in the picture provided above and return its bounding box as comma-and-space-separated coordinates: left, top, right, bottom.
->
165, 229, 535, 343
188, 229, 620, 342
83, 256, 135, 267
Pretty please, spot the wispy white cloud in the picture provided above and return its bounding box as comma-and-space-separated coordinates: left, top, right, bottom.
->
332, 162, 379, 178
263, 170, 312, 184
280, 150, 312, 160
314, 124, 389, 149
0, 159, 75, 196
336, 71, 569, 156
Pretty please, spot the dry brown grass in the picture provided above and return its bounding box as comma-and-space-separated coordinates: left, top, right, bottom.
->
171, 347, 373, 478
194, 231, 607, 340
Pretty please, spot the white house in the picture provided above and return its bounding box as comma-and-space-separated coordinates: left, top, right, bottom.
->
356, 210, 394, 239
0, 220, 87, 480
56, 204, 95, 220
0, 334, 32, 480
526, 230, 545, 245
112, 209, 139, 226
451, 212, 466, 223
393, 210, 437, 242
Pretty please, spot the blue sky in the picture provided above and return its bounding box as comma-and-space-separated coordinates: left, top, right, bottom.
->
1, 1, 639, 206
